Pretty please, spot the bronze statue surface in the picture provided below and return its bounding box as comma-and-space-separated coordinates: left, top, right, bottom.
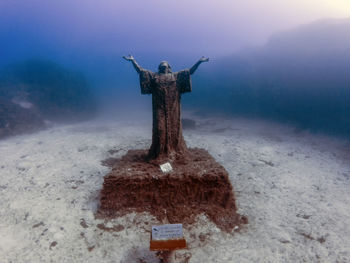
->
123, 55, 209, 161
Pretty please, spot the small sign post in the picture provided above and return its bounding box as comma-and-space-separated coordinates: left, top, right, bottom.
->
150, 224, 187, 251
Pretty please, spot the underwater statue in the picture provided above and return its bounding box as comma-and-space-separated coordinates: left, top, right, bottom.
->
123, 55, 209, 161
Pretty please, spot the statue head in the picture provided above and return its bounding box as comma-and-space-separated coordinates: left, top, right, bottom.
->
158, 61, 172, 74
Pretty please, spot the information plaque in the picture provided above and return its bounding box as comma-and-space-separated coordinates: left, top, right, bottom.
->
150, 224, 187, 251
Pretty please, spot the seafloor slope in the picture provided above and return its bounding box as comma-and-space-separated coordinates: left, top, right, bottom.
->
0, 112, 349, 262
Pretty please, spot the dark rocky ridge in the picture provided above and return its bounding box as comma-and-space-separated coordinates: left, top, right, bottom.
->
0, 59, 96, 139
185, 18, 350, 137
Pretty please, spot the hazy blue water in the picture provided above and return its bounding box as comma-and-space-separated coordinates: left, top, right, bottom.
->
1, 2, 350, 138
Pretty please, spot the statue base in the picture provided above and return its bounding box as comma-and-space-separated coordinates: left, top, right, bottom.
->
98, 148, 247, 232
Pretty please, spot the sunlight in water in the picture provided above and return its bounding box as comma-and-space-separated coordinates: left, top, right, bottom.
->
328, 0, 350, 15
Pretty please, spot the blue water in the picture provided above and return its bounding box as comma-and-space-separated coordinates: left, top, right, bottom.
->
1, 17, 350, 138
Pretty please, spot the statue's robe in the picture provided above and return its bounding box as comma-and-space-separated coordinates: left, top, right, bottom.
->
139, 69, 191, 161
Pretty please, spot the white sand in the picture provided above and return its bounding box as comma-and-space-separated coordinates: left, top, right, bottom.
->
0, 112, 349, 262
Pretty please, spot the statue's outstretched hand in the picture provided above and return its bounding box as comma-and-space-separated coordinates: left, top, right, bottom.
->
123, 55, 134, 61
199, 56, 209, 63
190, 56, 209, 75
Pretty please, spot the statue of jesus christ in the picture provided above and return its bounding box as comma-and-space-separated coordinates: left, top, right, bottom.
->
123, 55, 209, 161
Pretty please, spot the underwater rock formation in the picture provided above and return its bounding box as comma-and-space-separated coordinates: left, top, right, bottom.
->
0, 59, 96, 138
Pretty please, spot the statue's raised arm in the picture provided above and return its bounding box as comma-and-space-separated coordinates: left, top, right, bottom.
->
123, 55, 143, 74
189, 56, 209, 75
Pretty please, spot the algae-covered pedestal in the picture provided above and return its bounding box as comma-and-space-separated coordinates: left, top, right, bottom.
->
98, 148, 246, 232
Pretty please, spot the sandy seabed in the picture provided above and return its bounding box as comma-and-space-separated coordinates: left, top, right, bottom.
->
0, 111, 349, 262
